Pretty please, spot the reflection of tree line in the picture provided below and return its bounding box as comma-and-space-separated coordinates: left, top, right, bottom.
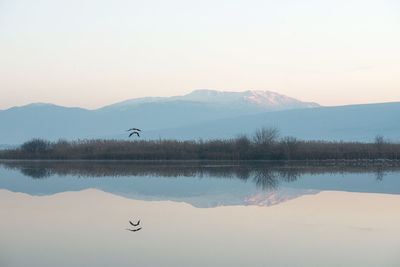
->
1, 161, 398, 188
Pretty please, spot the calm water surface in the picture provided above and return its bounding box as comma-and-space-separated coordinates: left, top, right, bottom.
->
0, 161, 399, 267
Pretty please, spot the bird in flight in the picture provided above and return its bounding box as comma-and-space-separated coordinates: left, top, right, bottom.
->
126, 227, 142, 232
127, 127, 141, 138
126, 218, 142, 232
129, 131, 140, 137
129, 220, 140, 227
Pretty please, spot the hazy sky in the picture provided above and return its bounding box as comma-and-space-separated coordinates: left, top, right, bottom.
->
1, 0, 399, 109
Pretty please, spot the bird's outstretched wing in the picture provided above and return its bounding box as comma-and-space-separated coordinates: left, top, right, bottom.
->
128, 131, 140, 137
127, 128, 141, 132
129, 220, 140, 227
126, 227, 142, 232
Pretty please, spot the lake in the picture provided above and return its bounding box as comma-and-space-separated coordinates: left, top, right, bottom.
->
0, 160, 399, 267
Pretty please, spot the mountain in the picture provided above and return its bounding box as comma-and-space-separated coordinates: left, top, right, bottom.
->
143, 102, 400, 142
1, 89, 399, 144
101, 89, 319, 112
0, 89, 319, 144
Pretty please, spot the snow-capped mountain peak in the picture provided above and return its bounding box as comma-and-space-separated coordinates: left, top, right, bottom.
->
177, 89, 319, 110
101, 89, 319, 112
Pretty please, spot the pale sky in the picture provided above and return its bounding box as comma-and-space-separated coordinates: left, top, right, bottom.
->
0, 0, 399, 110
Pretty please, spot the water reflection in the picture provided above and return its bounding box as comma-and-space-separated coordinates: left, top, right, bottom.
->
126, 227, 142, 232
375, 167, 384, 181
1, 161, 400, 266
0, 188, 399, 267
1, 160, 399, 189
1, 160, 400, 208
126, 219, 142, 232
20, 165, 54, 179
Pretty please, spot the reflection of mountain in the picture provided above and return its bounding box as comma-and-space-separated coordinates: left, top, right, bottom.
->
116, 188, 321, 208
245, 189, 319, 206
0, 168, 317, 207
1, 162, 400, 208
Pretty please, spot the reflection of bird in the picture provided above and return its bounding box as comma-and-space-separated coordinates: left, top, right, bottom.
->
129, 131, 140, 137
127, 128, 141, 132
126, 227, 142, 232
129, 220, 140, 227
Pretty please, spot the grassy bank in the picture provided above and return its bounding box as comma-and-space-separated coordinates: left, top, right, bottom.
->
0, 128, 399, 160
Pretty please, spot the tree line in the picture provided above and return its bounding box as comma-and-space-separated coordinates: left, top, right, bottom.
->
0, 127, 399, 160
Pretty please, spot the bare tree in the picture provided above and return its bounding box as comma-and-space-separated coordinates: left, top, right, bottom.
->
252, 127, 280, 146
21, 139, 51, 154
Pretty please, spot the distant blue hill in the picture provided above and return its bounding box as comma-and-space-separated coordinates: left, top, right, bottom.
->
143, 102, 400, 142
0, 89, 398, 144
0, 89, 317, 144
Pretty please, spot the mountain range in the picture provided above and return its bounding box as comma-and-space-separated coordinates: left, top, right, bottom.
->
0, 89, 399, 144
